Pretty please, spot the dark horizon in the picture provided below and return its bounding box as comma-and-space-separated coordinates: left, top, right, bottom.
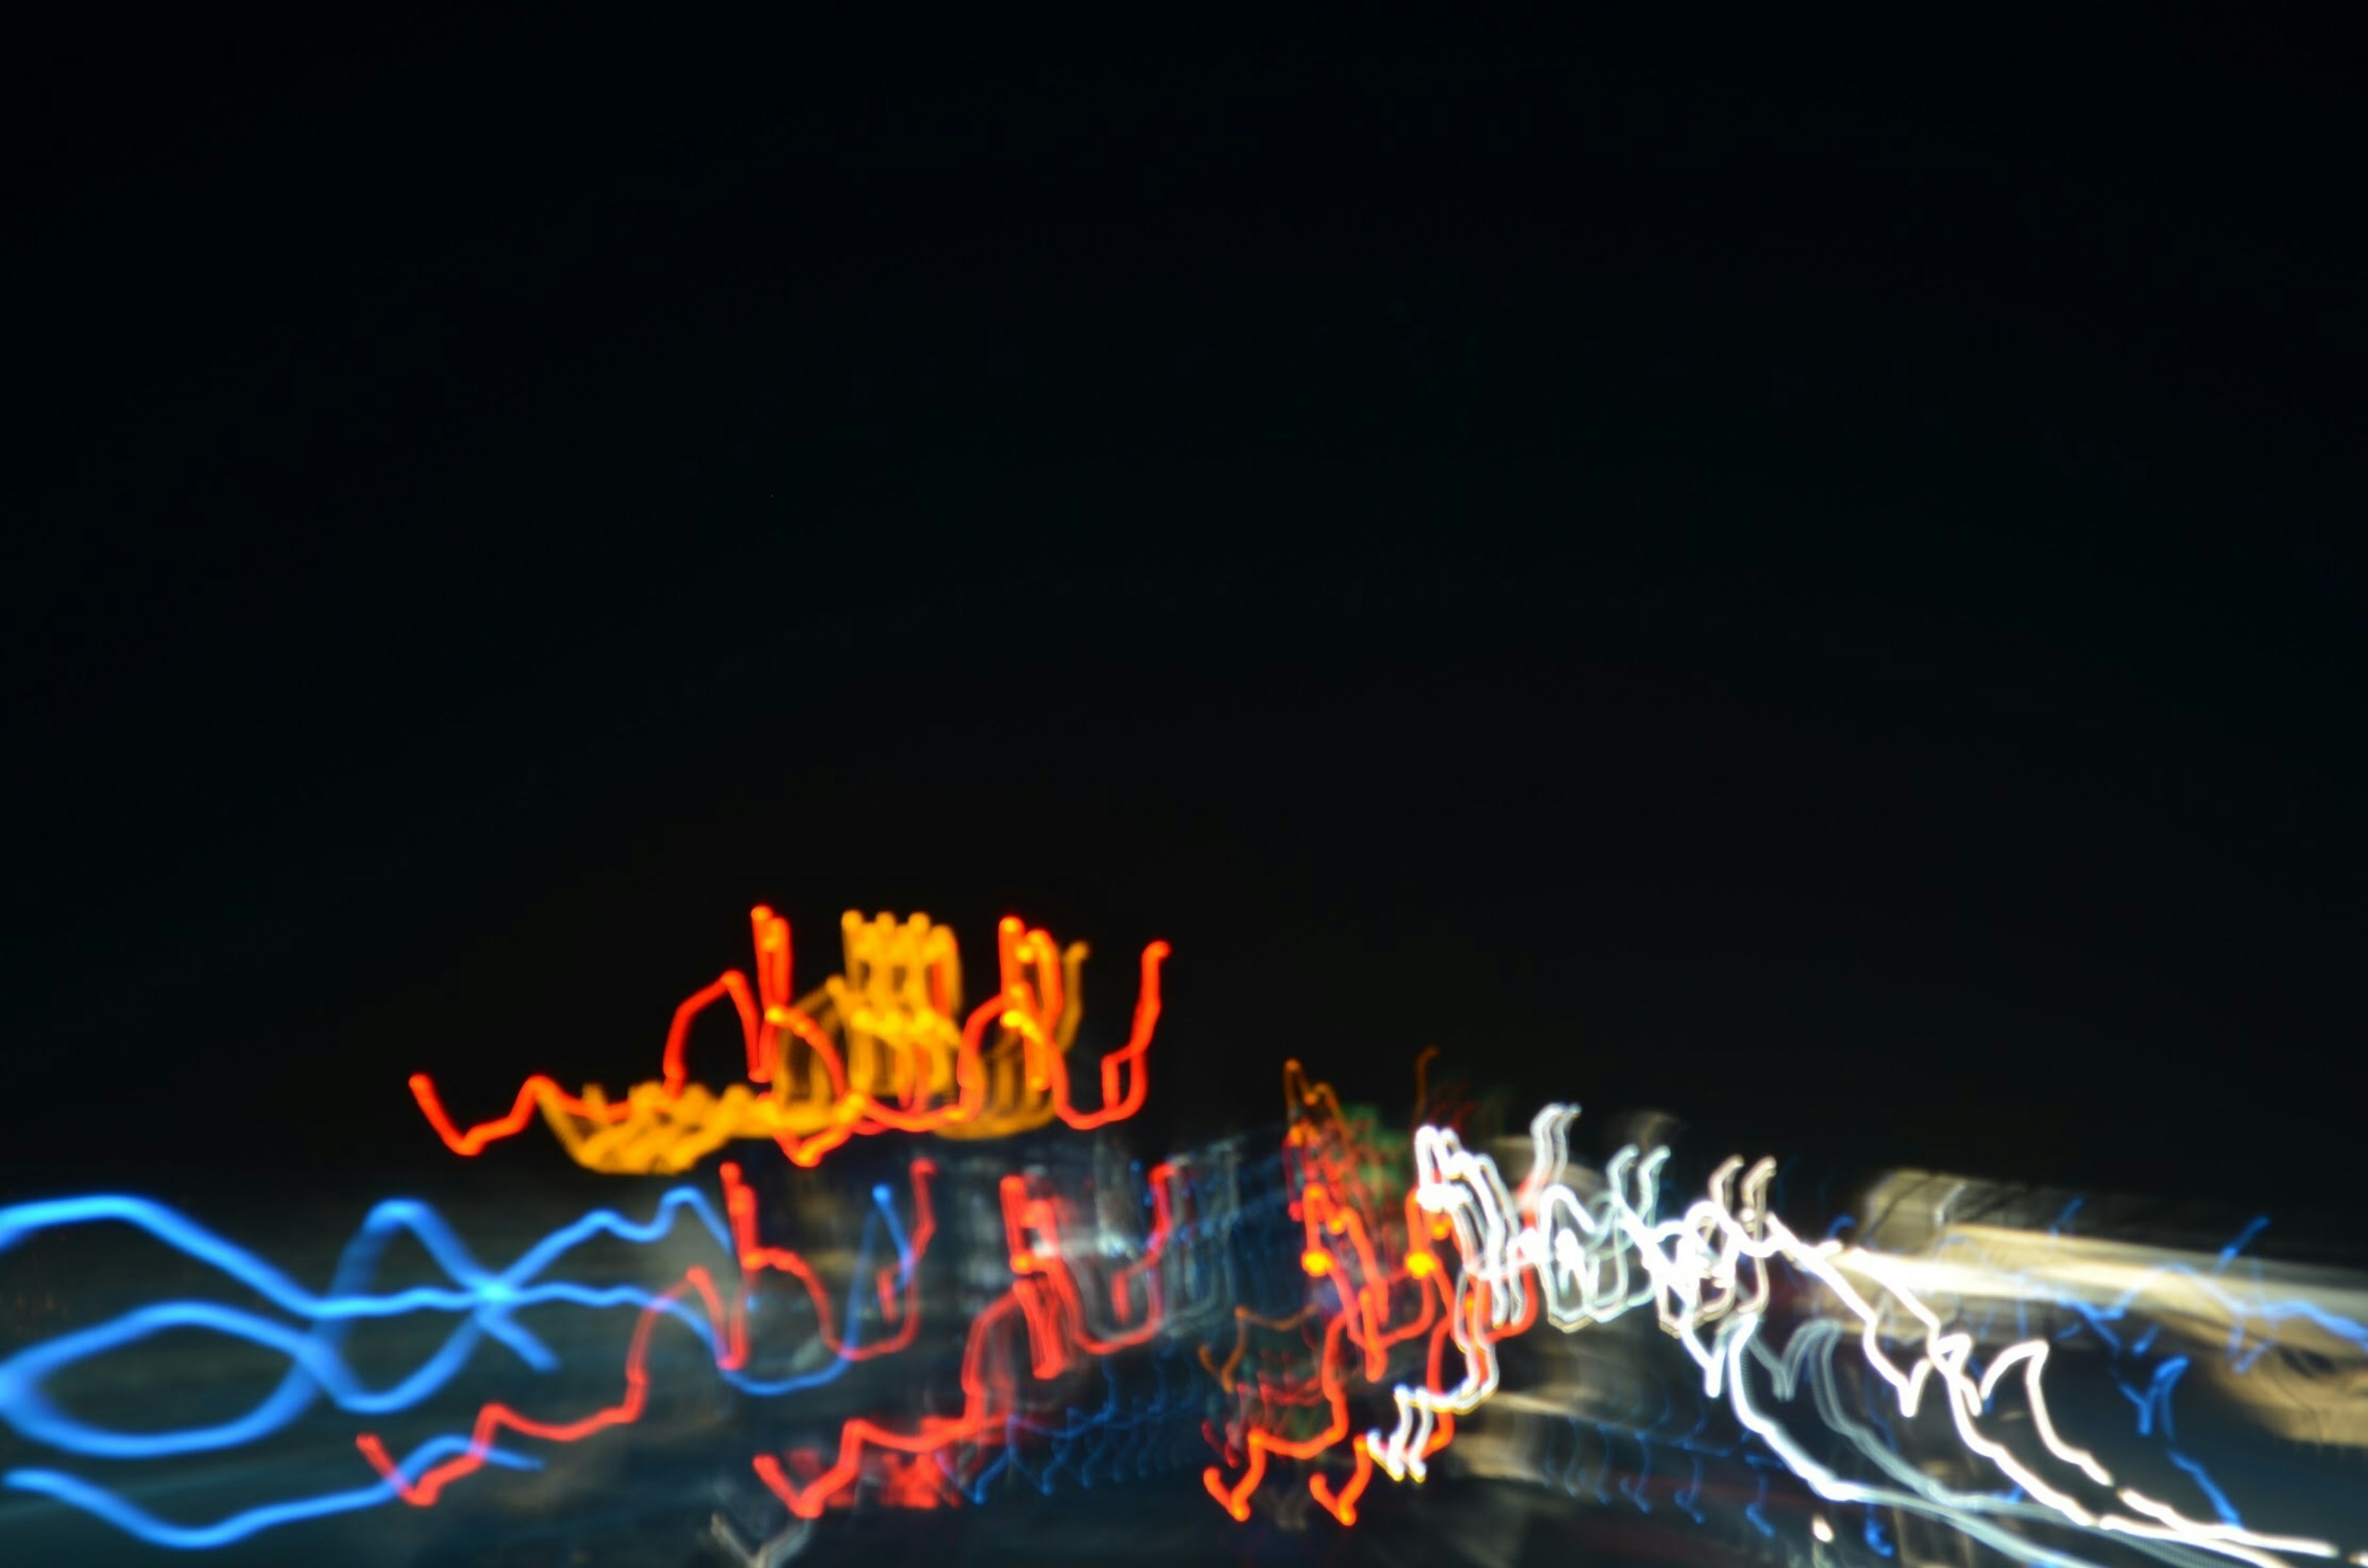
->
3, 10, 2361, 1233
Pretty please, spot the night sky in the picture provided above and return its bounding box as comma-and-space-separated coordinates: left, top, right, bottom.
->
4, 12, 2361, 1227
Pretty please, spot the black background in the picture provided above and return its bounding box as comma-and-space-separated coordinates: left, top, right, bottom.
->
3, 9, 2361, 1223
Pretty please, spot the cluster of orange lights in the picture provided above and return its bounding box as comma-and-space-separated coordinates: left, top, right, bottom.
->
1197, 1058, 1466, 1526
385, 903, 1495, 1533
407, 908, 1171, 1173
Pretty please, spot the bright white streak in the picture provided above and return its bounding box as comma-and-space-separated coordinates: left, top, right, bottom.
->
1368, 1106, 2345, 1568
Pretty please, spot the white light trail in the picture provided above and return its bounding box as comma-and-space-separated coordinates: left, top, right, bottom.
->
1369, 1105, 2349, 1568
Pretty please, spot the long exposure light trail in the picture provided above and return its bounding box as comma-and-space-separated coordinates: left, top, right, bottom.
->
355, 1160, 939, 1509
1198, 1061, 1463, 1527
2, 905, 1188, 1553
407, 909, 1170, 1174
0, 1185, 734, 1456
1375, 1105, 2358, 1568
10, 896, 2360, 1563
0, 1165, 929, 1547
750, 1160, 1183, 1517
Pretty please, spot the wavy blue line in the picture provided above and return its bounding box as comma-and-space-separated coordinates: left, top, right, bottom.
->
0, 1186, 735, 1459
5, 1434, 543, 1551
4, 1178, 919, 1548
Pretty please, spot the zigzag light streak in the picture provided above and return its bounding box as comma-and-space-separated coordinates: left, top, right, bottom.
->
1196, 1062, 1462, 1526
749, 1159, 1183, 1517
4, 902, 1208, 1551
407, 908, 1171, 1175
1370, 1106, 2353, 1568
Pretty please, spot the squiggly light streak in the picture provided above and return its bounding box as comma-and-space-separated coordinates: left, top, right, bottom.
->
1376, 1105, 2354, 1568
954, 1348, 1206, 1501
750, 1160, 1183, 1518
408, 908, 1169, 1174
355, 1161, 937, 1510
1, 1167, 926, 1548
1196, 1061, 1462, 1527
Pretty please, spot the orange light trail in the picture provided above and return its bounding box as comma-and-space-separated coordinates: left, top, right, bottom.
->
352, 1159, 939, 1507
390, 923, 1485, 1533
407, 906, 1170, 1173
356, 1265, 734, 1508
1196, 1059, 1465, 1527
353, 1146, 1193, 1522
752, 1160, 1184, 1517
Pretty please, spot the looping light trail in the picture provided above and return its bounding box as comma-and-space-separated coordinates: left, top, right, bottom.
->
0, 1186, 731, 1459
353, 1159, 939, 1510
0, 1165, 928, 1548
